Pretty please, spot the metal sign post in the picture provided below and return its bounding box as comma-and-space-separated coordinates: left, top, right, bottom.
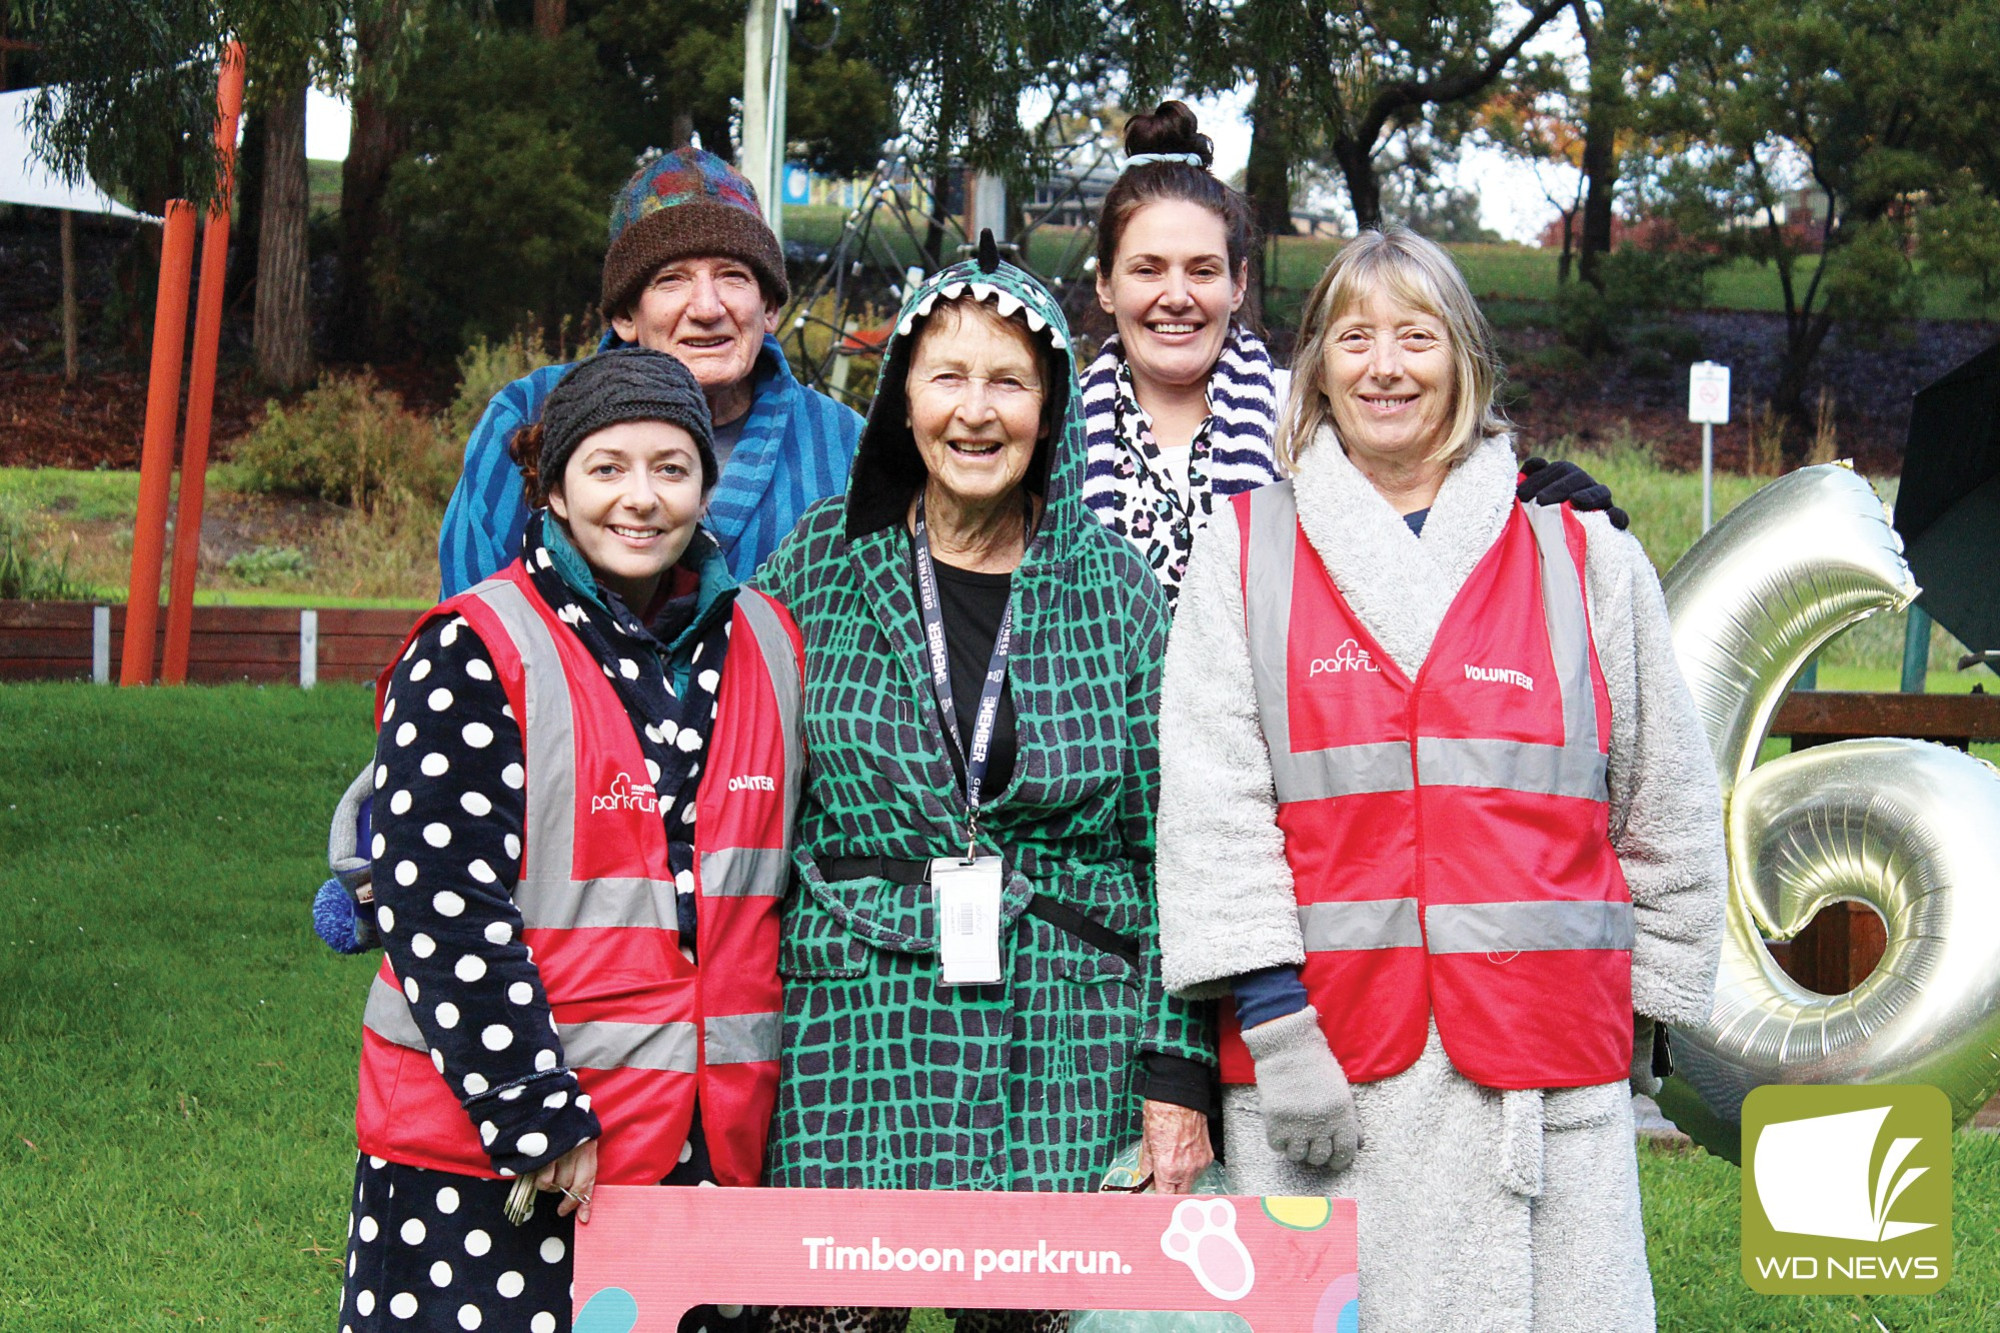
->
1688, 361, 1732, 530
739, 0, 792, 247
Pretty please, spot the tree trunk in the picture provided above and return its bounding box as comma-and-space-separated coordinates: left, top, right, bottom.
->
331, 0, 408, 361
254, 77, 314, 389
533, 0, 566, 38
1334, 137, 1383, 231
1245, 68, 1295, 318
1577, 120, 1618, 289
228, 104, 267, 311
1576, 0, 1623, 290
1774, 309, 1836, 437
1246, 72, 1296, 239
61, 209, 78, 382
921, 164, 952, 270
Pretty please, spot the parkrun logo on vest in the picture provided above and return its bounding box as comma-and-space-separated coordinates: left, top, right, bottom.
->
1741, 1084, 1952, 1295
591, 771, 659, 816
1308, 639, 1380, 678
1464, 663, 1534, 691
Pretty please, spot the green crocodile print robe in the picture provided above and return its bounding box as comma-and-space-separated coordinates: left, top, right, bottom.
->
755, 257, 1214, 1193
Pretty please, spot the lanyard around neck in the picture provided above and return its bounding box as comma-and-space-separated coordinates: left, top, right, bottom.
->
912, 490, 1028, 852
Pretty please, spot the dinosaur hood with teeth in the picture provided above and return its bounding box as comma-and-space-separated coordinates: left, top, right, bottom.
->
842, 256, 1084, 542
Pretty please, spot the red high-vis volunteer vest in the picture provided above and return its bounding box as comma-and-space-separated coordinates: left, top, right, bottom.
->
356, 562, 800, 1186
1218, 482, 1633, 1091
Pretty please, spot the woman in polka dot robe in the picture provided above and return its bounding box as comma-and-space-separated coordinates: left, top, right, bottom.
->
340, 349, 802, 1333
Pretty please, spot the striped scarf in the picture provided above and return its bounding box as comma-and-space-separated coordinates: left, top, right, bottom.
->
1080, 321, 1284, 607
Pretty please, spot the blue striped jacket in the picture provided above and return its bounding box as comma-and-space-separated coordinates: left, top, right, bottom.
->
437, 334, 863, 596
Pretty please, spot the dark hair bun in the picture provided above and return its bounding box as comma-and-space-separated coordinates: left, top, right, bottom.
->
1123, 100, 1213, 169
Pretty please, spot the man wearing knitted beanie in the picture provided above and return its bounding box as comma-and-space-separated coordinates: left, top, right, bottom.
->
439, 148, 863, 594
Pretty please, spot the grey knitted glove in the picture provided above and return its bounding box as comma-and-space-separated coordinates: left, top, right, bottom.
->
1242, 1005, 1360, 1170
1631, 1016, 1664, 1097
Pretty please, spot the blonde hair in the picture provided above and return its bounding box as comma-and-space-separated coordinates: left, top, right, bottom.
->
1275, 227, 1509, 474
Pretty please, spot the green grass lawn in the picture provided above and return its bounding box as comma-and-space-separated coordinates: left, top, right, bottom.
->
0, 682, 378, 1331
1642, 1135, 2000, 1330
4, 682, 1999, 1329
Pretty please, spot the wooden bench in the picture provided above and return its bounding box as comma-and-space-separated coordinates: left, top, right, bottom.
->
1763, 690, 2000, 994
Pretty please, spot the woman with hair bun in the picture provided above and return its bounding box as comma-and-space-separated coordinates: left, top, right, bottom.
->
1083, 100, 1281, 608
1084, 101, 1622, 610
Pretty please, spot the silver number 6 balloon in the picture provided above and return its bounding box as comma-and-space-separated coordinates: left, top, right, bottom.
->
1654, 463, 2000, 1160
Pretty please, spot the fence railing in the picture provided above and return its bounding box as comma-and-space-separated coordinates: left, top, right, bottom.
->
0, 600, 419, 687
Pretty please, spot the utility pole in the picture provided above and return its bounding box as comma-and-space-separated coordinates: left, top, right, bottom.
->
740, 0, 792, 247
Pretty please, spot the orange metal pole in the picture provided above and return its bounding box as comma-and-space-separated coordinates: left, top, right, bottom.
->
120, 200, 198, 686
163, 41, 247, 684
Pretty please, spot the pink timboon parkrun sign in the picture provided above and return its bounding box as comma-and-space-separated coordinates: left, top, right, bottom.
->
572, 1188, 1360, 1333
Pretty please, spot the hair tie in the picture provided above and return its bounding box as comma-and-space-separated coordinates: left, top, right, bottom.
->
1122, 152, 1206, 174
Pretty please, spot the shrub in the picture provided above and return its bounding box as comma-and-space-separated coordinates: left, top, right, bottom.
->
312, 495, 452, 602
233, 374, 458, 511
444, 327, 571, 445
0, 507, 90, 600
1558, 246, 1719, 355
1519, 343, 1589, 377
224, 545, 312, 586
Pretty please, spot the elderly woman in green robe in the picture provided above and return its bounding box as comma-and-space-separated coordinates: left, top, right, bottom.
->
756, 244, 1212, 1332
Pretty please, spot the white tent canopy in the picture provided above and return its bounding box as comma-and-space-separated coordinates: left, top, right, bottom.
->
3, 86, 152, 219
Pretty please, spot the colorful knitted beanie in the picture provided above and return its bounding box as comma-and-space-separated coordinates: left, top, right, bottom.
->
601, 149, 790, 318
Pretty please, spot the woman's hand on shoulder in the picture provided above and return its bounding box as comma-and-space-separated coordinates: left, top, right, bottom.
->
1517, 456, 1629, 531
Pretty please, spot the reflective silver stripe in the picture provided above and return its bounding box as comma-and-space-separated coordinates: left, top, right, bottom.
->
1523, 503, 1601, 758
1243, 482, 1301, 766
704, 1010, 782, 1065
1271, 740, 1414, 802
1404, 509, 1608, 799
473, 579, 582, 909
363, 976, 700, 1072
732, 592, 804, 838
514, 875, 679, 930
1416, 736, 1609, 800
364, 974, 428, 1049
699, 846, 790, 898
1298, 898, 1423, 951
1425, 900, 1635, 954
558, 1018, 698, 1073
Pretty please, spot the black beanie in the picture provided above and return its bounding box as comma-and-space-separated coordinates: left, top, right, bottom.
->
538, 347, 717, 492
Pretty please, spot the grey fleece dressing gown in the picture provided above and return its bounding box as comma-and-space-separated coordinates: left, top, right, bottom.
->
1155, 433, 1727, 1333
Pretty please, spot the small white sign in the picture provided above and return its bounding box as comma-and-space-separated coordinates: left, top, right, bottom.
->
1689, 361, 1732, 424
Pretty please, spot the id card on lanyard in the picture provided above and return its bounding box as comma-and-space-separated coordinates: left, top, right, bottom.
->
913, 492, 1018, 986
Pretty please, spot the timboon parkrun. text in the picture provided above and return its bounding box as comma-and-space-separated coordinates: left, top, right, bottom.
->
800, 1236, 1134, 1280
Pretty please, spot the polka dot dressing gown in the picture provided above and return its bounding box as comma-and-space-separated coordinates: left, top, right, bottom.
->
340, 518, 747, 1333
